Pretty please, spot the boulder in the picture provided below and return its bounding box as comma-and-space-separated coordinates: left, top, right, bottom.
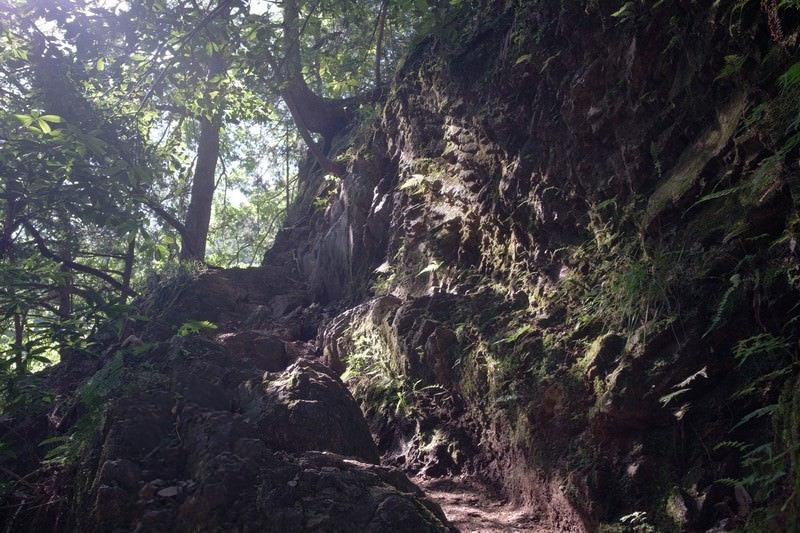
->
238, 359, 380, 463
59, 356, 449, 532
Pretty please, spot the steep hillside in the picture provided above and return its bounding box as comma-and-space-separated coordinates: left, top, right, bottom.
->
270, 1, 800, 530
2, 1, 799, 532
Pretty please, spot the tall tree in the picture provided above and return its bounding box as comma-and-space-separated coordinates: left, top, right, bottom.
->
179, 41, 227, 261
0, 0, 434, 385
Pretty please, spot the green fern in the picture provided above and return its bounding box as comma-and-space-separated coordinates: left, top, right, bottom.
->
702, 273, 742, 337
41, 352, 127, 466
687, 186, 741, 211
731, 404, 779, 431
610, 1, 636, 22
733, 333, 789, 367
779, 62, 800, 93
716, 439, 788, 504
716, 54, 746, 81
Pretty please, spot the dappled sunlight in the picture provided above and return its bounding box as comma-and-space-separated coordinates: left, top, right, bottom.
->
2, 1, 800, 532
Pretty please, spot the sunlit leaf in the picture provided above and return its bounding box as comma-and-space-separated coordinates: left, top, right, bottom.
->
515, 54, 532, 65
14, 114, 33, 126
417, 260, 441, 276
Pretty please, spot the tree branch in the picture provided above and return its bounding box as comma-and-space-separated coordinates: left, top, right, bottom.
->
375, 0, 389, 85
136, 0, 235, 114
154, 103, 191, 116
22, 221, 135, 297
144, 200, 188, 238
281, 89, 347, 177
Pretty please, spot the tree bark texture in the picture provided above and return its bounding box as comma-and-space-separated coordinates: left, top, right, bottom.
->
278, 0, 352, 176
180, 113, 221, 261
180, 50, 225, 262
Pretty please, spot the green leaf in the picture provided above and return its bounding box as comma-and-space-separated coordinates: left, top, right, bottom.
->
515, 54, 532, 66
96, 57, 105, 71
731, 404, 778, 431
611, 2, 634, 18
689, 186, 740, 210
733, 333, 788, 367
0, 441, 17, 459
715, 54, 745, 81
659, 388, 689, 407
779, 62, 800, 93
374, 262, 392, 274
417, 260, 441, 277
131, 342, 156, 356
399, 174, 429, 191
673, 366, 707, 389
494, 324, 533, 344
14, 114, 33, 126
39, 435, 71, 448
177, 320, 218, 337
84, 136, 107, 155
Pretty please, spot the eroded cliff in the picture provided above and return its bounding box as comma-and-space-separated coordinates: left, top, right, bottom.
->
270, 1, 800, 530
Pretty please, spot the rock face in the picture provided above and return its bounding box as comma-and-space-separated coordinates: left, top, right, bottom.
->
0, 270, 453, 532
267, 1, 800, 531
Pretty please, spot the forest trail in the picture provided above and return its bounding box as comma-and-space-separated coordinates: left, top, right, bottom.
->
416, 476, 554, 533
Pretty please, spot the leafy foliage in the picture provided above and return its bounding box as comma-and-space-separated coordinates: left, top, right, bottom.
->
0, 0, 432, 399
176, 319, 217, 337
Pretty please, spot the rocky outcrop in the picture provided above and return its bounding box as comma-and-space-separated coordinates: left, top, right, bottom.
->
238, 359, 380, 463
0, 269, 453, 532
269, 1, 800, 531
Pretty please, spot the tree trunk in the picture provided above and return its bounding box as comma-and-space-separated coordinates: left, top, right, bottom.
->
180, 51, 225, 262
280, 0, 351, 136
13, 312, 24, 375
278, 0, 352, 176
180, 114, 221, 262
280, 82, 352, 140
1, 177, 23, 261
56, 219, 73, 323
375, 0, 389, 85
55, 216, 75, 366
121, 233, 136, 300
285, 125, 291, 212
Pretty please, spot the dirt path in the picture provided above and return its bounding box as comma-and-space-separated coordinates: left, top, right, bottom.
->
416, 476, 553, 533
